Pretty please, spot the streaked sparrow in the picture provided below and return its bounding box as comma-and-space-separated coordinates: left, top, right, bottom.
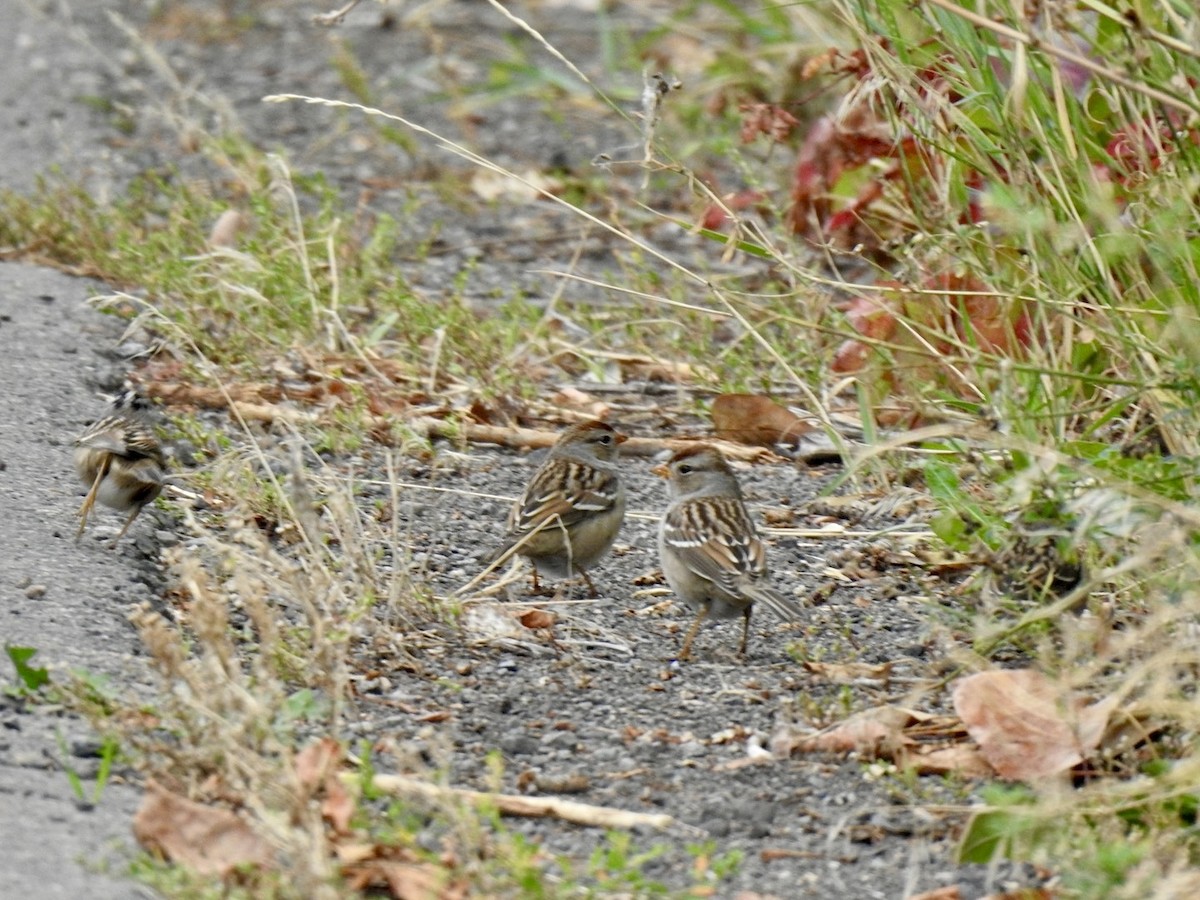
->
656, 444, 802, 659
493, 420, 627, 596
74, 391, 165, 546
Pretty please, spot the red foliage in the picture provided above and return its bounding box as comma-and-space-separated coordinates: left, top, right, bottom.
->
739, 103, 800, 144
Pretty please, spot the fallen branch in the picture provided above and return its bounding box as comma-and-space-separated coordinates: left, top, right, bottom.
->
347, 772, 675, 831
406, 417, 782, 462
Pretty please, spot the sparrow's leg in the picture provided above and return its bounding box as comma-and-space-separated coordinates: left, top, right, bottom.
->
679, 606, 708, 661
738, 606, 752, 658
579, 568, 599, 598
110, 505, 144, 549
75, 459, 109, 542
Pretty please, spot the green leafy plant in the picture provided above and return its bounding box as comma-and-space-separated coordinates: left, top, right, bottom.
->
4, 645, 50, 696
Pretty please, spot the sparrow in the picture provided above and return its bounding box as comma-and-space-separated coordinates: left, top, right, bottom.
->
74, 391, 165, 547
656, 444, 802, 659
493, 420, 627, 596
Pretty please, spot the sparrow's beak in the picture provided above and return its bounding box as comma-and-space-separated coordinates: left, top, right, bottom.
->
651, 463, 669, 479
615, 432, 629, 445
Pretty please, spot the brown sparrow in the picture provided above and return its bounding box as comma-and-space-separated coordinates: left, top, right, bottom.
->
74, 391, 165, 546
493, 420, 627, 596
656, 445, 802, 659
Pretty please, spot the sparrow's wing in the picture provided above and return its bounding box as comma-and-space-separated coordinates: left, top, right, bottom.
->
508, 459, 621, 537
77, 416, 162, 462
661, 496, 766, 595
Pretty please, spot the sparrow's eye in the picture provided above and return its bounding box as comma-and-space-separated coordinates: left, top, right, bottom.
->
678, 464, 693, 475
597, 433, 612, 445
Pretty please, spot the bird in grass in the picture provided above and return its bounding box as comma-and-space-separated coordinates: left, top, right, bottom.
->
493, 420, 627, 596
74, 391, 165, 547
656, 444, 803, 660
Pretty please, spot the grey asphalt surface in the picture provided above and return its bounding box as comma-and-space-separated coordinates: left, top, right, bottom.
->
2, 2, 157, 895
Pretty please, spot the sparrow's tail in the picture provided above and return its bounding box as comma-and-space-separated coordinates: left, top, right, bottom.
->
746, 584, 806, 621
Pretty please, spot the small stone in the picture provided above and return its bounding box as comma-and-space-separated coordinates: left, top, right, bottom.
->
70, 739, 105, 758
24, 584, 47, 600
498, 734, 539, 756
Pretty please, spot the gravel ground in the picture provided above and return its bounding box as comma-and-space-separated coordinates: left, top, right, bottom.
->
0, 1, 1038, 897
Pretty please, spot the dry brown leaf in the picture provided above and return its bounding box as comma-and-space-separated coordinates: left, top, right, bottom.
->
294, 738, 356, 834
133, 780, 274, 876
518, 609, 557, 630
343, 854, 466, 899
295, 737, 341, 791
335, 843, 379, 865
952, 669, 1119, 781
772, 706, 992, 776
906, 888, 963, 900
894, 744, 993, 779
711, 393, 812, 447
773, 706, 928, 755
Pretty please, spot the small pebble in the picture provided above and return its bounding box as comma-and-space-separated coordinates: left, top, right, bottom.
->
24, 584, 47, 600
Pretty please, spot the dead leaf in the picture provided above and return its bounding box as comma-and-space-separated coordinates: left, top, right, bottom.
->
772, 706, 992, 777
894, 743, 993, 779
295, 737, 341, 792
952, 669, 1119, 781
133, 780, 275, 876
711, 393, 812, 447
518, 609, 557, 630
294, 738, 357, 835
343, 854, 465, 899
803, 660, 893, 685
773, 706, 930, 756
906, 888, 963, 900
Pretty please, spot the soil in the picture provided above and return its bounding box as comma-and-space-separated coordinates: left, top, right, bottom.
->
0, 2, 1033, 897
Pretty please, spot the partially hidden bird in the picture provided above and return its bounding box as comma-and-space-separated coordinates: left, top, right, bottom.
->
74, 390, 165, 547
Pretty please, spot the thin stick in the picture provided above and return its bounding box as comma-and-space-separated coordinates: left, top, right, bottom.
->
349, 773, 676, 831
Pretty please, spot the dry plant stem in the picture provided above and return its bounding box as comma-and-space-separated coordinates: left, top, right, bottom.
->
350, 773, 676, 831
263, 94, 840, 439
312, 0, 361, 27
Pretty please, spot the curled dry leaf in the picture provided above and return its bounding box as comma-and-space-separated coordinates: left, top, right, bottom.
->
803, 660, 893, 685
711, 393, 812, 447
133, 780, 275, 876
518, 608, 557, 630
294, 737, 356, 835
343, 854, 466, 900
952, 669, 1119, 781
294, 736, 341, 791
771, 705, 993, 777
772, 705, 929, 756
